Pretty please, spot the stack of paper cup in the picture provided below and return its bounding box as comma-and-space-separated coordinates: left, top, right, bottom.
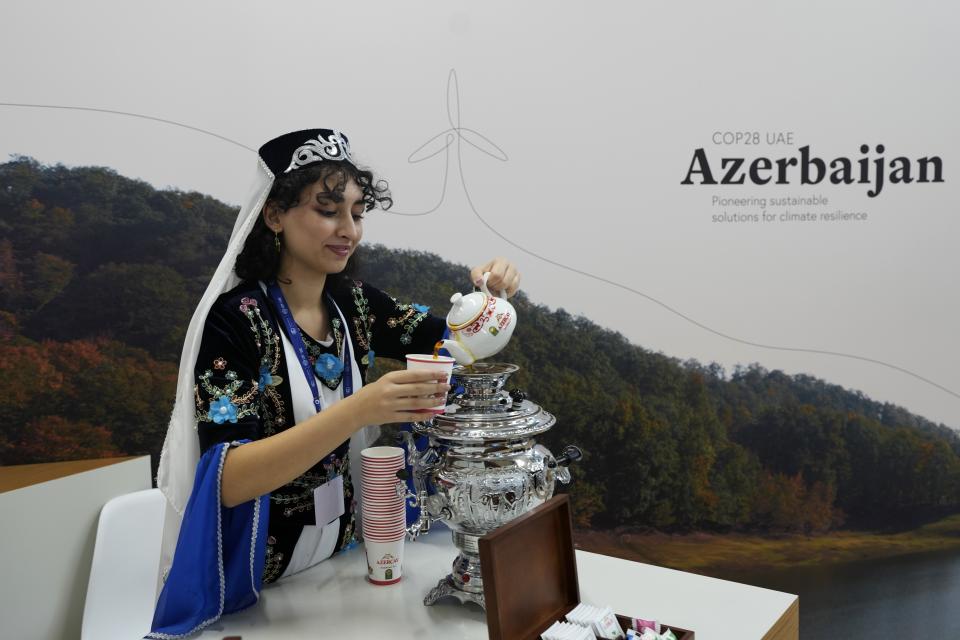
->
360, 446, 406, 585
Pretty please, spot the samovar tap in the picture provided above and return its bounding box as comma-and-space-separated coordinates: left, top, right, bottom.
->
395, 467, 450, 541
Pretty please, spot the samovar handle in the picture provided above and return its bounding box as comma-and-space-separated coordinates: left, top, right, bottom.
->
546, 444, 583, 484
395, 468, 420, 506
554, 445, 583, 467
396, 430, 418, 461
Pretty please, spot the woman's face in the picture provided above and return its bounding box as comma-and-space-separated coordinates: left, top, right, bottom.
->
271, 174, 365, 277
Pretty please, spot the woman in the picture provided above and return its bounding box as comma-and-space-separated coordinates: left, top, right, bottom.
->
150, 128, 520, 637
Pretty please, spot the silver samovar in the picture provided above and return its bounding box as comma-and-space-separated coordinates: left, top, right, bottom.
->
397, 362, 582, 609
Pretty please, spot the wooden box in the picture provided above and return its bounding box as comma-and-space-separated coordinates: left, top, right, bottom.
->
478, 495, 694, 640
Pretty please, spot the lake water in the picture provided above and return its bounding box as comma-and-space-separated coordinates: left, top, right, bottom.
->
731, 548, 960, 638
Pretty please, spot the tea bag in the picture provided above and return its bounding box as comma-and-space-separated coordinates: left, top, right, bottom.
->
565, 603, 624, 639
542, 620, 594, 640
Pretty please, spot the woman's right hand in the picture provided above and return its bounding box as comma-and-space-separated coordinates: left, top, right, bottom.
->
348, 369, 451, 426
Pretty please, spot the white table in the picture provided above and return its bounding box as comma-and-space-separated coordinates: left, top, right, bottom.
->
205, 525, 798, 639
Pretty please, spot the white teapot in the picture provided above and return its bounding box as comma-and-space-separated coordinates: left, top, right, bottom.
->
440, 272, 517, 365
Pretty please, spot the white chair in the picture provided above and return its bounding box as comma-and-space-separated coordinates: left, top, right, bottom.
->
81, 488, 165, 640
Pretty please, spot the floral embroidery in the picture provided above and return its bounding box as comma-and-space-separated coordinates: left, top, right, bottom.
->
241, 299, 285, 434
386, 298, 429, 346
197, 296, 288, 434
331, 317, 342, 344
239, 297, 258, 314
314, 353, 344, 380
208, 395, 238, 424
197, 363, 258, 425
322, 453, 340, 479
350, 281, 375, 352
257, 364, 283, 392
338, 451, 358, 550
272, 471, 326, 515
302, 329, 343, 391
262, 544, 285, 584
362, 349, 375, 368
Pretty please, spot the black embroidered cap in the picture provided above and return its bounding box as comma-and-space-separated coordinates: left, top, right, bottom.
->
258, 128, 355, 177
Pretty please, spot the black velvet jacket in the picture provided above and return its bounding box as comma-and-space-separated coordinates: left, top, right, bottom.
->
194, 277, 445, 582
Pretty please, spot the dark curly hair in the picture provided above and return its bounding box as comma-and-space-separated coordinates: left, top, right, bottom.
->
234, 160, 392, 293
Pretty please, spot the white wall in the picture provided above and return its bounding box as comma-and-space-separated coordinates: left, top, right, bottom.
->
1, 1, 956, 426
0, 457, 151, 640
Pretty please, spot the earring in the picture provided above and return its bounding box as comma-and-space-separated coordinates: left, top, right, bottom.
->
274, 230, 281, 253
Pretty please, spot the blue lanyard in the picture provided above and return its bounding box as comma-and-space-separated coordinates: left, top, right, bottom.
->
266, 280, 354, 411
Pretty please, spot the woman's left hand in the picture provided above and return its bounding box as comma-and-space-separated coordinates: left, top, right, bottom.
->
470, 257, 521, 298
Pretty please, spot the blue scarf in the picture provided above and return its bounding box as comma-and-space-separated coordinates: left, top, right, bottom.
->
147, 441, 269, 638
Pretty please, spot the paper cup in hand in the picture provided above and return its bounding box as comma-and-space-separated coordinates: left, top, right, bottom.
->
405, 354, 455, 413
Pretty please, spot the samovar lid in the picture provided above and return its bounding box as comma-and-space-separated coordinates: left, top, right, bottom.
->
412, 362, 557, 442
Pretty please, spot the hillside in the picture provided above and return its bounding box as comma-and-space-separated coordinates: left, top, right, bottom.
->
2, 156, 958, 533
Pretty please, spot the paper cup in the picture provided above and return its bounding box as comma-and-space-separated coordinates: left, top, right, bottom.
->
363, 503, 404, 514
363, 478, 401, 486
364, 498, 401, 507
364, 526, 406, 541
405, 354, 455, 412
362, 472, 403, 485
361, 447, 405, 496
363, 490, 403, 498
363, 494, 402, 503
362, 500, 404, 512
361, 460, 404, 469
363, 499, 403, 509
366, 529, 405, 539
360, 456, 404, 469
361, 445, 405, 460
364, 511, 405, 523
365, 525, 405, 535
363, 496, 403, 504
363, 508, 405, 521
361, 479, 404, 494
363, 516, 405, 528
362, 472, 401, 480
362, 495, 404, 507
365, 538, 404, 584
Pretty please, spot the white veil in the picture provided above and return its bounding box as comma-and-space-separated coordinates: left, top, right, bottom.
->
153, 155, 273, 591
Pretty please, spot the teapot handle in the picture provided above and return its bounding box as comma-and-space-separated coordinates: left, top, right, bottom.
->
480, 271, 507, 299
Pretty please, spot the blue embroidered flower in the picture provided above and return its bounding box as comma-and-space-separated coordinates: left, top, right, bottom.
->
314, 353, 344, 381
208, 395, 238, 424
364, 349, 376, 369
258, 365, 272, 392
412, 303, 430, 313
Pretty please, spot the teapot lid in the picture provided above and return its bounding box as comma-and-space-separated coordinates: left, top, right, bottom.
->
447, 291, 491, 330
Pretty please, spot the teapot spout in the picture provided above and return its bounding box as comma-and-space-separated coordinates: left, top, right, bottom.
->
442, 339, 476, 366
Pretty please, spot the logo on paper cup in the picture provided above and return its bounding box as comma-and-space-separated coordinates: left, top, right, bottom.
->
377, 553, 399, 566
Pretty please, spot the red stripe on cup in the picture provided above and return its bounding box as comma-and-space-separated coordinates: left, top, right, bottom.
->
405, 355, 455, 364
